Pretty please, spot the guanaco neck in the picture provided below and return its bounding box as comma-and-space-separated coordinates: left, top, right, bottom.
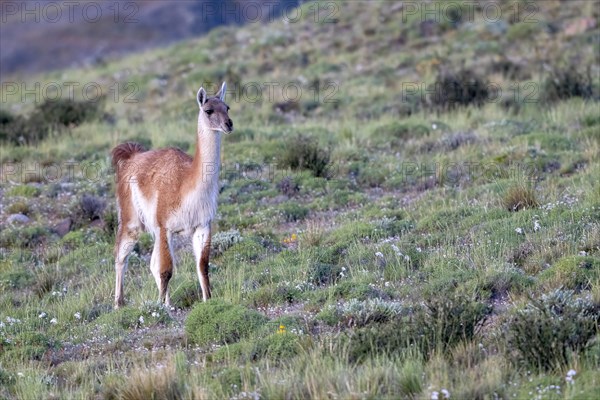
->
189, 117, 221, 188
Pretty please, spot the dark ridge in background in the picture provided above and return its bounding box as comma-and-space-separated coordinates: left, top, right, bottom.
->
0, 0, 300, 78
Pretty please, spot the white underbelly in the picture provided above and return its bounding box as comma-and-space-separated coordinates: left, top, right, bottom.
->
166, 190, 217, 234
130, 182, 158, 232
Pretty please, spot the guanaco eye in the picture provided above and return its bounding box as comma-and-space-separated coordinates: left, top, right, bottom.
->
205, 109, 214, 115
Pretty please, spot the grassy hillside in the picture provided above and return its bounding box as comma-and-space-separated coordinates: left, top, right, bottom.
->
1, 1, 599, 398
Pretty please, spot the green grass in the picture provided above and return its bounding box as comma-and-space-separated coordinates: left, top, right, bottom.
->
1, 0, 599, 398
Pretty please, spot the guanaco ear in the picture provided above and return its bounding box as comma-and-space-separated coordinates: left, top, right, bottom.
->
197, 87, 207, 107
216, 82, 227, 101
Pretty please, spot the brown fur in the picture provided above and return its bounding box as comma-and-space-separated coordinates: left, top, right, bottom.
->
111, 142, 146, 169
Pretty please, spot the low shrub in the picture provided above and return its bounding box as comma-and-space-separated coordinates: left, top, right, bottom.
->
246, 285, 303, 307
185, 299, 268, 346
280, 202, 309, 222
6, 201, 30, 215
411, 294, 492, 354
277, 176, 300, 197
538, 256, 600, 291
170, 281, 201, 309
427, 69, 490, 111
34, 97, 104, 130
321, 299, 403, 328
375, 121, 430, 141
211, 230, 242, 256
279, 135, 331, 178
0, 225, 50, 248
307, 262, 342, 286
502, 182, 539, 212
345, 294, 490, 362
504, 289, 599, 371
6, 185, 40, 198
0, 98, 104, 145
543, 68, 594, 102
249, 332, 304, 361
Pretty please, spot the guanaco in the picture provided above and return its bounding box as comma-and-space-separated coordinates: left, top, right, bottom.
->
111, 82, 232, 308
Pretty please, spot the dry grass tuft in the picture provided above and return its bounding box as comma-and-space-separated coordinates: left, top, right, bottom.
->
502, 183, 539, 212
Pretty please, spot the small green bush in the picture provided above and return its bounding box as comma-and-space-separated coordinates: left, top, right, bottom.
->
344, 294, 490, 362
543, 68, 593, 102
506, 22, 542, 41
281, 202, 309, 222
505, 290, 599, 371
246, 285, 303, 307
279, 135, 331, 178
0, 225, 49, 248
539, 256, 600, 290
323, 299, 403, 328
307, 262, 342, 286
428, 69, 490, 111
34, 97, 104, 129
6, 185, 40, 198
375, 121, 430, 140
250, 333, 303, 361
211, 230, 242, 256
0, 268, 34, 290
185, 300, 268, 346
6, 331, 57, 360
411, 294, 491, 354
0, 98, 104, 145
170, 280, 201, 309
6, 201, 30, 215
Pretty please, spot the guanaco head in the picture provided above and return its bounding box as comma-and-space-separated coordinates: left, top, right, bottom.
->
197, 82, 233, 134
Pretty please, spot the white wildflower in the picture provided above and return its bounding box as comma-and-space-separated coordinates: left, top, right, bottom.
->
39, 312, 47, 319
533, 220, 541, 232
74, 312, 81, 320
579, 251, 587, 256
431, 391, 439, 400
441, 388, 450, 399
17, 372, 24, 377
515, 227, 523, 234
404, 255, 411, 262
566, 369, 576, 384
138, 316, 145, 324
50, 318, 58, 325
416, 247, 422, 253
151, 312, 159, 318
375, 252, 384, 258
